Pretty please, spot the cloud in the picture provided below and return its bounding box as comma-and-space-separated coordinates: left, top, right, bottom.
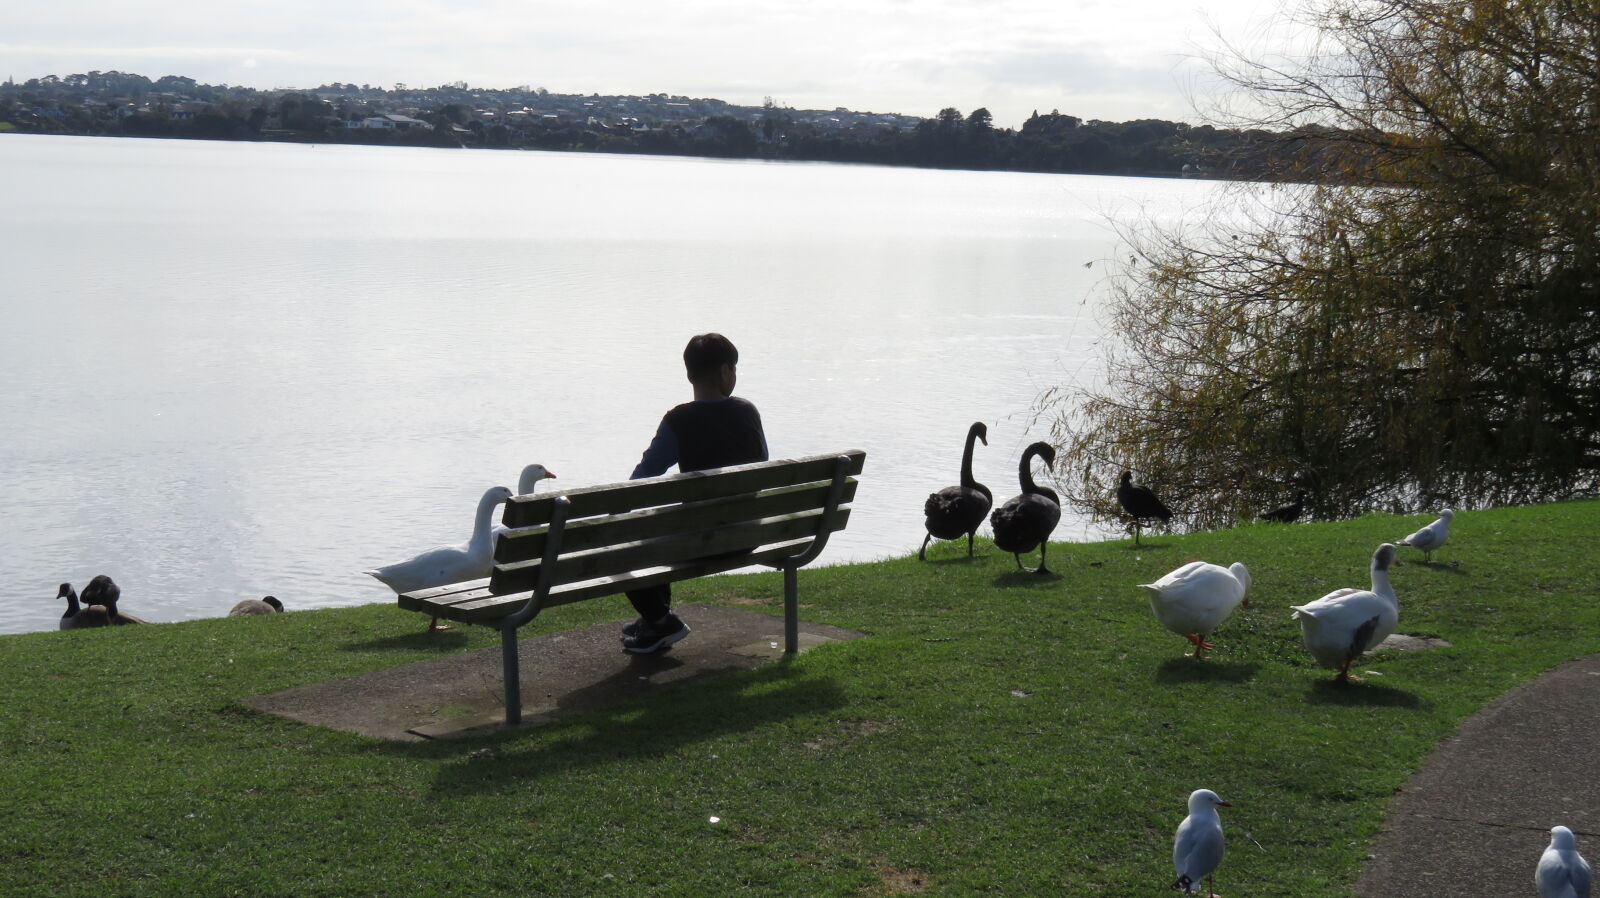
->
0, 0, 1277, 123
0, 44, 294, 61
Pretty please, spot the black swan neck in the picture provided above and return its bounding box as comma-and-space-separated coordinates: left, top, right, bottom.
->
1019, 443, 1053, 495
959, 423, 985, 489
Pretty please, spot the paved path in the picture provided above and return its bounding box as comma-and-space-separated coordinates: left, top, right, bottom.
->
1356, 651, 1600, 896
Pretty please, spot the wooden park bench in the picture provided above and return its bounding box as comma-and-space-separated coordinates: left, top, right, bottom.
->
398, 450, 866, 725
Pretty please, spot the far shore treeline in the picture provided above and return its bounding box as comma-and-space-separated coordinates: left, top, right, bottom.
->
1, 71, 1329, 181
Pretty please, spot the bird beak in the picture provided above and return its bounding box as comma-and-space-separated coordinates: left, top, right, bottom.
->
544, 470, 557, 479
1217, 800, 1233, 807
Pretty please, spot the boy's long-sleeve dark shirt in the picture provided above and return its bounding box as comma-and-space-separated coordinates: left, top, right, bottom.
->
631, 396, 768, 478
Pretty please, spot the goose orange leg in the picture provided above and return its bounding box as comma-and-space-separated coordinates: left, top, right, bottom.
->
1184, 633, 1216, 657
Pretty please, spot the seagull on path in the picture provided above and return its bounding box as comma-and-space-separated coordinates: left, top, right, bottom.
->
1537, 825, 1592, 898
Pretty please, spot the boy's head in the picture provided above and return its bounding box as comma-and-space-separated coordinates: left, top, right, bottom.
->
683, 333, 739, 396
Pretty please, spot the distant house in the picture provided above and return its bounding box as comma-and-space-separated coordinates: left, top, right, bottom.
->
359, 113, 433, 131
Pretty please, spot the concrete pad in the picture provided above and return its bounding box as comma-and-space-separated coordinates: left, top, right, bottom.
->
241, 604, 865, 742
1356, 652, 1600, 897
1379, 633, 1453, 652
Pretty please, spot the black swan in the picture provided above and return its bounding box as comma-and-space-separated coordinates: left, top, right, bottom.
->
989, 442, 1061, 574
229, 596, 285, 616
920, 422, 993, 560
79, 574, 146, 625
57, 582, 110, 629
1260, 491, 1307, 523
1116, 470, 1172, 546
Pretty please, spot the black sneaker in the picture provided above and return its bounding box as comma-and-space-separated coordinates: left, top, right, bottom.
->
621, 616, 645, 639
622, 614, 689, 654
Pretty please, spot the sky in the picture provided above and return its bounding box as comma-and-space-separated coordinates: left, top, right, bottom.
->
2, 0, 1288, 128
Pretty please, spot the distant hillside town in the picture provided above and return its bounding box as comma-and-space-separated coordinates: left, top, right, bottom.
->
0, 71, 1325, 180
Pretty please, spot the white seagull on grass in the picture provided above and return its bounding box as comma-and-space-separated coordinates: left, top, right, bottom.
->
1397, 508, 1453, 562
1172, 789, 1230, 897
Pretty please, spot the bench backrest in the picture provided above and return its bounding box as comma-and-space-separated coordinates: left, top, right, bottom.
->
488, 450, 866, 595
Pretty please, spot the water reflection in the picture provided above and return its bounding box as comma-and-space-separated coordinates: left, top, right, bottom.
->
0, 135, 1222, 634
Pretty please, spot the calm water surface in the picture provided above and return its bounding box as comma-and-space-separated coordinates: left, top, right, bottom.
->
0, 134, 1221, 634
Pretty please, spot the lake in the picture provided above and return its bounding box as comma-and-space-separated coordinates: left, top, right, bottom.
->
0, 134, 1221, 635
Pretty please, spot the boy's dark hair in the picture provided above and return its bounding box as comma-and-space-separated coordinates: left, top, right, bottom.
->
683, 333, 739, 383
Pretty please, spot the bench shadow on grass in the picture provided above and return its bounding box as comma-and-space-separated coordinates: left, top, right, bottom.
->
1306, 677, 1427, 708
340, 630, 472, 652
1155, 656, 1260, 685
413, 661, 847, 795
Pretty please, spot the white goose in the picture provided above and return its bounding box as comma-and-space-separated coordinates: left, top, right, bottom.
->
1397, 508, 1453, 562
515, 464, 557, 496
1141, 561, 1251, 657
1291, 543, 1399, 682
1172, 788, 1230, 897
494, 464, 557, 541
366, 485, 514, 631
1537, 825, 1593, 898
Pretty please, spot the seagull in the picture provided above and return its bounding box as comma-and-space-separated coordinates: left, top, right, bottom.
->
1397, 508, 1453, 562
1537, 825, 1592, 898
1172, 789, 1230, 897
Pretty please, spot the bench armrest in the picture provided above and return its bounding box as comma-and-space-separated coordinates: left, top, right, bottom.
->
768, 454, 852, 570
500, 495, 572, 630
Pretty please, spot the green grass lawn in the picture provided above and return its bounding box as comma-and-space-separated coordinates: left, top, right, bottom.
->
5, 501, 1598, 896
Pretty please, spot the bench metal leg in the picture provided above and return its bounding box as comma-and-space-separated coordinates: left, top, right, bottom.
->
497, 496, 571, 727
784, 564, 798, 654
502, 626, 522, 725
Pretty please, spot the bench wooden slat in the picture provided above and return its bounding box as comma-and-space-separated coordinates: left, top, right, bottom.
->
399, 576, 490, 607
493, 478, 859, 564
397, 538, 815, 623
489, 507, 851, 595
501, 450, 866, 528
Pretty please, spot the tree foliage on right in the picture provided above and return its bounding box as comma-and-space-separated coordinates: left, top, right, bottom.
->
1043, 0, 1600, 531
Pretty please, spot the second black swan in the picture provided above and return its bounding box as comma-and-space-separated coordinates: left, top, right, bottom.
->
989, 441, 1061, 574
